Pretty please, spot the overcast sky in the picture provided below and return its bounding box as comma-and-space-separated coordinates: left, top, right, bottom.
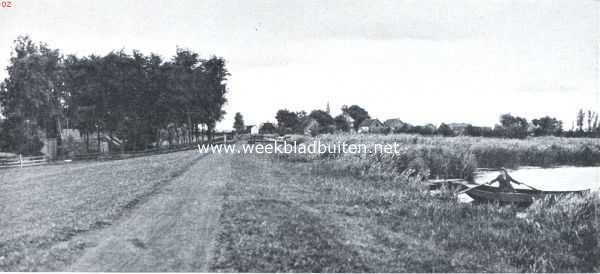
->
1, 0, 599, 129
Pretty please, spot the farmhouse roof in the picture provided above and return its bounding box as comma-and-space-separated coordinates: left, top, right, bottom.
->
384, 118, 406, 128
359, 118, 384, 128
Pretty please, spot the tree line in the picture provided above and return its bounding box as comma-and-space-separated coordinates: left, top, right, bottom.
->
0, 36, 228, 155
234, 105, 599, 139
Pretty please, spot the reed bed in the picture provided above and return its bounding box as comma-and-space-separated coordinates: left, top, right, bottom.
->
281, 134, 600, 179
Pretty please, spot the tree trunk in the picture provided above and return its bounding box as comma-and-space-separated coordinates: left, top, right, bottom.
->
155, 128, 161, 149
187, 112, 193, 144
85, 131, 90, 153
56, 116, 63, 143
97, 128, 101, 153
207, 124, 213, 142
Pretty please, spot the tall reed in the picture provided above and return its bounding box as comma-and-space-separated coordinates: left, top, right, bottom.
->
283, 134, 600, 179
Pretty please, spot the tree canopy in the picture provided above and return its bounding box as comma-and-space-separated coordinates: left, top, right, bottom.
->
275, 109, 301, 131
309, 110, 334, 127
343, 105, 370, 130
532, 116, 562, 136
0, 36, 229, 154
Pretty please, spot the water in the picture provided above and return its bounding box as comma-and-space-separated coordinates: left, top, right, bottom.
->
474, 166, 600, 192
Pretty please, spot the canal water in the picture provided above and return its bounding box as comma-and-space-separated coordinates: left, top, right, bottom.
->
474, 166, 600, 192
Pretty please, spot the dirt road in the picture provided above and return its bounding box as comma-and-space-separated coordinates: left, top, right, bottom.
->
65, 153, 230, 271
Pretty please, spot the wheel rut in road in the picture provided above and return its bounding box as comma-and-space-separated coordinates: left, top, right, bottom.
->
67, 153, 230, 272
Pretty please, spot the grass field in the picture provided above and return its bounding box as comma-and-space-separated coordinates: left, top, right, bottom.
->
212, 153, 600, 272
0, 151, 203, 271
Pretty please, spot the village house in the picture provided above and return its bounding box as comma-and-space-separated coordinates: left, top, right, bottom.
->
384, 118, 408, 132
358, 118, 386, 133
245, 125, 259, 135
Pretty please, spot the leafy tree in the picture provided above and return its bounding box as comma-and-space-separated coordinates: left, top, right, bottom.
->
421, 124, 437, 135
532, 116, 563, 136
587, 110, 594, 133
0, 36, 64, 153
576, 109, 585, 132
498, 113, 529, 139
309, 110, 334, 127
345, 105, 370, 130
5, 38, 62, 130
0, 116, 43, 154
194, 56, 229, 142
437, 123, 454, 137
1, 36, 230, 154
464, 125, 494, 137
233, 112, 245, 133
334, 114, 350, 132
464, 125, 480, 137
62, 54, 99, 152
275, 109, 301, 131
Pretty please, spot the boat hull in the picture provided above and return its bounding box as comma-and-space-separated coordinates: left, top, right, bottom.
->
465, 185, 589, 206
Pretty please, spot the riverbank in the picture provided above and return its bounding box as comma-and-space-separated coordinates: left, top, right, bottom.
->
211, 154, 600, 272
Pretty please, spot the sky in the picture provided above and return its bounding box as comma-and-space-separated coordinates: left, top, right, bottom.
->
1, 0, 599, 130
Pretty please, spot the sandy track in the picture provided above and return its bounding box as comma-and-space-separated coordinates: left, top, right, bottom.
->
67, 153, 230, 272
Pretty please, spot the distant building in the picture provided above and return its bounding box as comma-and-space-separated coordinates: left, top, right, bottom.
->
358, 119, 385, 133
259, 122, 276, 134
384, 118, 407, 132
246, 125, 259, 135
61, 128, 82, 142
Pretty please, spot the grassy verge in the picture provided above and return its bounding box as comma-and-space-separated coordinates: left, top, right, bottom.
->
0, 151, 202, 271
212, 154, 600, 272
211, 154, 368, 272
281, 134, 600, 179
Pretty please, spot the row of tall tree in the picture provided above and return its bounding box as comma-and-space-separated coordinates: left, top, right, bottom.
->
0, 36, 229, 155
572, 109, 600, 137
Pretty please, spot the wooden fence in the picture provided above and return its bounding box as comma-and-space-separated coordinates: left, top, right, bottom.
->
247, 134, 279, 144
70, 135, 235, 162
0, 155, 48, 169
0, 135, 236, 169
212, 134, 236, 145
71, 144, 198, 161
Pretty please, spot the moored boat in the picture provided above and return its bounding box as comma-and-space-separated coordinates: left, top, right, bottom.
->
464, 184, 589, 206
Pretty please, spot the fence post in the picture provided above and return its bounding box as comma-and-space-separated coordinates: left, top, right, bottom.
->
19, 154, 23, 168
223, 134, 227, 144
